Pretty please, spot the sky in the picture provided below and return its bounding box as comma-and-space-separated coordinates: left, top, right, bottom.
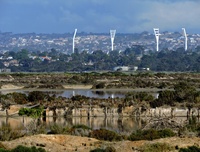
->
0, 0, 200, 34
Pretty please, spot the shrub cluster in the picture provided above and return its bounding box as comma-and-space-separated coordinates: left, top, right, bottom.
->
48, 123, 70, 134
179, 146, 200, 152
0, 91, 49, 105
0, 145, 46, 152
18, 107, 44, 118
90, 146, 116, 152
128, 129, 175, 141
140, 143, 174, 152
89, 129, 123, 141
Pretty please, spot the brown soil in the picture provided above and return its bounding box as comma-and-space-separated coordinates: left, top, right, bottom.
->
63, 84, 93, 89
0, 84, 93, 90
1, 135, 200, 152
0, 84, 24, 90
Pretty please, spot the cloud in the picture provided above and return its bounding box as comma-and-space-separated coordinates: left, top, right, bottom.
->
0, 0, 200, 33
136, 1, 200, 33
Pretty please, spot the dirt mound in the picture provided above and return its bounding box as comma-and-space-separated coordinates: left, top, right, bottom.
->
1, 135, 200, 152
0, 84, 24, 90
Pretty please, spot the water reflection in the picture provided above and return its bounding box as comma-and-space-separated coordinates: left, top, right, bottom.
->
0, 116, 142, 134
56, 90, 125, 99
0, 116, 191, 134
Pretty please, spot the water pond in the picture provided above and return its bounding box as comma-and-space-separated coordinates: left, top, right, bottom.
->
0, 89, 159, 99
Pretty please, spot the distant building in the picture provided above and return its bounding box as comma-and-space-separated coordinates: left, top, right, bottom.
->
113, 66, 129, 71
7, 56, 13, 60
39, 56, 51, 61
138, 67, 150, 71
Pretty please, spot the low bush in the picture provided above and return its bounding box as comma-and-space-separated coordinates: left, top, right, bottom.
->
93, 82, 106, 89
89, 129, 122, 141
8, 92, 28, 104
18, 107, 44, 118
0, 148, 9, 152
90, 148, 105, 152
48, 123, 70, 134
90, 146, 116, 152
158, 128, 176, 138
179, 145, 200, 152
71, 95, 89, 101
69, 124, 92, 136
27, 91, 47, 102
140, 143, 174, 152
128, 129, 175, 141
0, 145, 46, 152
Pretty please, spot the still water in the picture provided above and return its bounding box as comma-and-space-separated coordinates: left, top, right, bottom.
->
0, 89, 126, 99
0, 116, 142, 134
0, 89, 159, 99
0, 116, 189, 134
0, 89, 160, 133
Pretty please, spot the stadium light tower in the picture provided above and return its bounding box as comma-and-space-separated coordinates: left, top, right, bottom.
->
110, 30, 116, 51
72, 28, 77, 53
153, 28, 160, 52
182, 28, 188, 51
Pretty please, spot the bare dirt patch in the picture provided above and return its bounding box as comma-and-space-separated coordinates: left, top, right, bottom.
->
1, 135, 200, 152
0, 84, 24, 90
2, 134, 100, 152
63, 84, 93, 89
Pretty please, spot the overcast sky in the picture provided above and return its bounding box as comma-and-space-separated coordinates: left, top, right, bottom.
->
0, 0, 199, 34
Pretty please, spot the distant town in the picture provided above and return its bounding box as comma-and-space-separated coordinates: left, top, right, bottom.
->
0, 31, 200, 54
0, 31, 200, 72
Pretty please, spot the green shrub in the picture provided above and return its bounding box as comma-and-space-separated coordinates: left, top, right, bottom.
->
90, 146, 116, 152
158, 129, 176, 138
71, 95, 89, 101
150, 99, 164, 108
128, 129, 175, 141
28, 91, 47, 102
11, 145, 46, 152
0, 148, 9, 152
94, 82, 106, 89
8, 92, 28, 104
140, 143, 174, 152
90, 129, 122, 141
128, 129, 161, 141
11, 73, 26, 77
90, 148, 105, 152
125, 92, 154, 103
68, 124, 92, 136
179, 146, 200, 152
128, 130, 143, 141
0, 145, 46, 152
104, 146, 116, 152
18, 107, 44, 118
48, 124, 69, 134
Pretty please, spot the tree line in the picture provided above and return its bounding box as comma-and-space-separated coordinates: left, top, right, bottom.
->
1, 46, 200, 72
